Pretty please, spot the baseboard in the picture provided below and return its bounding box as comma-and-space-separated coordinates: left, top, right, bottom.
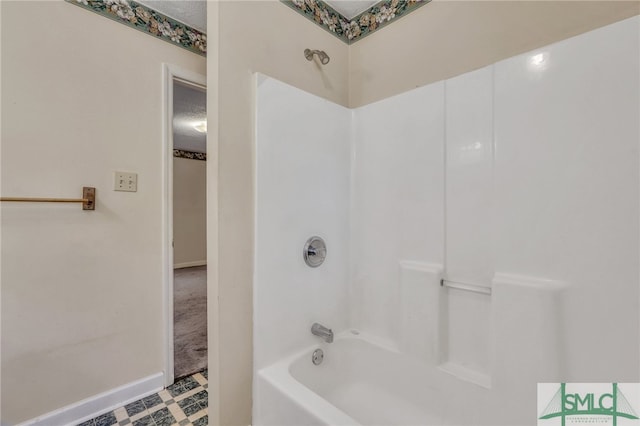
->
17, 372, 164, 426
174, 260, 207, 269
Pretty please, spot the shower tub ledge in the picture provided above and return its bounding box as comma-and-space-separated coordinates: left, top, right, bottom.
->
254, 333, 502, 426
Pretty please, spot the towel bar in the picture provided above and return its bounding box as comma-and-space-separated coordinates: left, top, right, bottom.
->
0, 187, 95, 210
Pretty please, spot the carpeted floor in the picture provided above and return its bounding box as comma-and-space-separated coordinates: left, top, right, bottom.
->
174, 266, 207, 379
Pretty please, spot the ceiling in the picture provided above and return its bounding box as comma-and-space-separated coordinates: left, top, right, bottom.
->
137, 0, 207, 32
173, 81, 207, 153
325, 1, 379, 19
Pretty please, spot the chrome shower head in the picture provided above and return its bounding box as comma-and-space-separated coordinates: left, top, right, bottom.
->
304, 49, 330, 65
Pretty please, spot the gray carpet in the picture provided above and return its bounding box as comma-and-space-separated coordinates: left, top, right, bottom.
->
174, 266, 207, 379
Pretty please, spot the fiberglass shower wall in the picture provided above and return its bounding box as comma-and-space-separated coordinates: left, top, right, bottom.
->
351, 14, 639, 393
253, 75, 352, 371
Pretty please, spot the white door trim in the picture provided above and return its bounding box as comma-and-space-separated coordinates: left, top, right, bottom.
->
162, 63, 206, 387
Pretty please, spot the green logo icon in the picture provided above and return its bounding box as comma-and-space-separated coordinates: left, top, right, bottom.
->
539, 383, 639, 426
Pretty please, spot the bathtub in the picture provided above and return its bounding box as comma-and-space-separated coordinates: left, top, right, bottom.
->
254, 332, 511, 426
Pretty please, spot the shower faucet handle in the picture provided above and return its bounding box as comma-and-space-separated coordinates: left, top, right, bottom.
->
303, 236, 326, 268
307, 247, 325, 256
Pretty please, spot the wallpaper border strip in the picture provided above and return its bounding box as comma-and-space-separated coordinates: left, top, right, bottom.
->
66, 0, 425, 52
282, 0, 430, 44
65, 0, 206, 56
174, 149, 207, 161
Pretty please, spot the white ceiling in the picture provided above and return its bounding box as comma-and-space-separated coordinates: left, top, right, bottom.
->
137, 0, 206, 32
136, 1, 381, 31
173, 81, 207, 153
324, 1, 379, 19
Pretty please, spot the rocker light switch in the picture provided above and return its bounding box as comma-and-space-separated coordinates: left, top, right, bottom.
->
114, 172, 137, 192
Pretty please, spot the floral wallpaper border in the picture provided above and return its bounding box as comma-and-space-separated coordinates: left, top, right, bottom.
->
174, 149, 207, 161
282, 0, 430, 44
66, 0, 206, 56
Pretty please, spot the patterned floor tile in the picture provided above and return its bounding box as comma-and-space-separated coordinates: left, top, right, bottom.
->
95, 412, 118, 426
132, 415, 154, 426
154, 415, 176, 426
125, 400, 147, 417
75, 370, 208, 426
143, 393, 164, 409
192, 416, 208, 426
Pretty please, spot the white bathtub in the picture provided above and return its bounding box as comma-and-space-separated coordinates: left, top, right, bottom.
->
254, 333, 513, 426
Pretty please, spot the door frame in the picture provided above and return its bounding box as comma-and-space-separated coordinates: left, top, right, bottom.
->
162, 63, 207, 387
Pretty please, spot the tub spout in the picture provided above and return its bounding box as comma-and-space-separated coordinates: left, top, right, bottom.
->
311, 322, 333, 343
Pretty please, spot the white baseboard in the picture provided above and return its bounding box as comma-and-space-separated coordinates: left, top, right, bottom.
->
18, 372, 164, 426
174, 260, 207, 269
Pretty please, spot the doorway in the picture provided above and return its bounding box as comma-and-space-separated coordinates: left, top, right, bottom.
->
163, 64, 207, 386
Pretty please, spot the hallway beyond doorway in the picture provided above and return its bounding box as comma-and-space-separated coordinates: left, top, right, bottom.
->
174, 266, 207, 379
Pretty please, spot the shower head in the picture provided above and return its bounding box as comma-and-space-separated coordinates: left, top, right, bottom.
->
304, 49, 330, 65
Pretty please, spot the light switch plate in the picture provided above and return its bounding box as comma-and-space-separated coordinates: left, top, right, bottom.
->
114, 172, 137, 192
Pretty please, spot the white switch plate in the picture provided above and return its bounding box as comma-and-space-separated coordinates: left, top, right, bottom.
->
114, 172, 137, 192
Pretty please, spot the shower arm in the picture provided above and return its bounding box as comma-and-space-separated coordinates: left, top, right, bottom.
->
304, 49, 330, 65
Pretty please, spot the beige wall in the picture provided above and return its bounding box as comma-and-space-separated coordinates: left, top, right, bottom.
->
349, 0, 640, 107
0, 1, 205, 423
173, 157, 207, 268
207, 1, 349, 424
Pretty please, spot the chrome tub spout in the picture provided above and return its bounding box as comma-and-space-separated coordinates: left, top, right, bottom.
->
311, 323, 333, 343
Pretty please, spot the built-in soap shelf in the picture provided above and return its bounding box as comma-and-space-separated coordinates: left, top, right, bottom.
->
399, 261, 567, 391
440, 278, 492, 388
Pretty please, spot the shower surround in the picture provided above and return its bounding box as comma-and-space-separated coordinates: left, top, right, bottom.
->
253, 16, 639, 425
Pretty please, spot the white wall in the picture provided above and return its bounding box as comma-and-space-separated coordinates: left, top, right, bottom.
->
1, 2, 205, 424
254, 75, 351, 371
173, 157, 207, 268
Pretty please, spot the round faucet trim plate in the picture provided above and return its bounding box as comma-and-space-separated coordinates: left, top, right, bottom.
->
303, 236, 327, 268
312, 348, 324, 365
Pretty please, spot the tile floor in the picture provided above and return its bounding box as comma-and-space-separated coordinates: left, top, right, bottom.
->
77, 370, 208, 426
